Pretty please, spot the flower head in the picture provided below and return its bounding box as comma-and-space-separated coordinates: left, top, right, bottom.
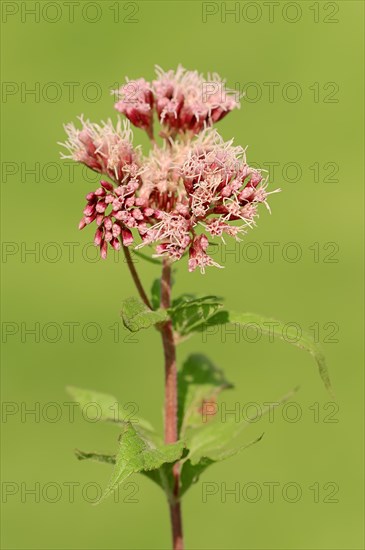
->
152, 65, 240, 135
59, 117, 140, 183
188, 234, 223, 273
113, 78, 154, 139
61, 67, 278, 272
79, 178, 157, 259
135, 128, 275, 272
112, 65, 240, 139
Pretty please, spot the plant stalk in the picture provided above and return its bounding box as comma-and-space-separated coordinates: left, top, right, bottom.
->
122, 245, 152, 309
122, 250, 183, 548
160, 258, 184, 550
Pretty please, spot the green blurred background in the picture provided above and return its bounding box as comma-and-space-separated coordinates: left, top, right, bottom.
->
1, 1, 364, 548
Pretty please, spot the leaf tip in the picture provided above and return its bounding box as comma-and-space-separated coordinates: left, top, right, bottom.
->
74, 448, 85, 461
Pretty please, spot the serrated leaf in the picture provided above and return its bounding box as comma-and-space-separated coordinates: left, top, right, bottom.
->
180, 435, 263, 497
66, 386, 156, 437
197, 310, 331, 393
75, 448, 179, 499
99, 423, 184, 503
66, 386, 125, 423
178, 354, 233, 437
169, 295, 223, 337
140, 449, 189, 498
171, 294, 223, 311
120, 296, 168, 332
179, 388, 298, 496
185, 390, 296, 464
171, 293, 197, 308
140, 463, 176, 498
179, 457, 214, 496
75, 449, 116, 465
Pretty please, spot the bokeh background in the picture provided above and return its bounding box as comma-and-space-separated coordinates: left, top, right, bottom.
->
1, 1, 364, 548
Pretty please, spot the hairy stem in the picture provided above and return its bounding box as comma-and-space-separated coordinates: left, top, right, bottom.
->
122, 245, 152, 309
169, 499, 183, 550
160, 258, 184, 550
160, 259, 177, 443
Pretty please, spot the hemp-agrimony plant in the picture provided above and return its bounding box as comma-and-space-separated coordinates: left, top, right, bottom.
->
60, 66, 330, 550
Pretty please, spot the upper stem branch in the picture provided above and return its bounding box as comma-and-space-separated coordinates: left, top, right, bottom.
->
122, 245, 152, 309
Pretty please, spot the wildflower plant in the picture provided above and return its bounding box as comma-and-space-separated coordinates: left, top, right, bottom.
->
60, 65, 330, 550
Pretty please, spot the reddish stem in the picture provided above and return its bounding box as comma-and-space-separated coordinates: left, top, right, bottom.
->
122, 249, 183, 548
160, 259, 178, 444
169, 499, 184, 550
160, 258, 184, 550
122, 245, 152, 309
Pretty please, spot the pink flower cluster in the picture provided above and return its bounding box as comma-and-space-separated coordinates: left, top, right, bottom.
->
60, 117, 140, 183
60, 66, 278, 273
114, 65, 240, 138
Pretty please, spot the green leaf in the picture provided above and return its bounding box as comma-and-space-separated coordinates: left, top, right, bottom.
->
180, 388, 298, 496
99, 423, 184, 503
179, 457, 214, 496
74, 447, 179, 500
66, 386, 125, 423
140, 463, 177, 499
169, 295, 223, 337
75, 449, 116, 465
66, 386, 155, 436
150, 279, 161, 310
178, 354, 233, 437
120, 296, 168, 332
180, 435, 263, 497
73, 434, 263, 499
197, 310, 331, 393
